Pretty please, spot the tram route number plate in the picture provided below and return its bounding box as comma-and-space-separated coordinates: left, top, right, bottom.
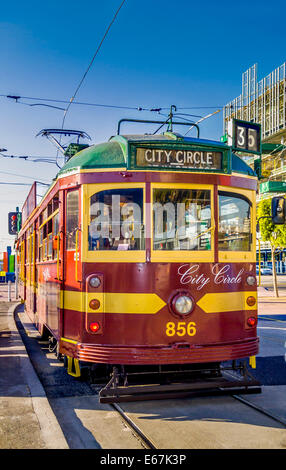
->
135, 147, 223, 170
228, 118, 261, 155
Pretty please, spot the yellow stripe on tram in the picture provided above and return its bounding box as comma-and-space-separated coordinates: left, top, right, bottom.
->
197, 291, 257, 313
60, 291, 166, 314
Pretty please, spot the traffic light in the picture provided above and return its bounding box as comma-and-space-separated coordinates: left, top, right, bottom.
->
17, 212, 22, 232
271, 197, 286, 225
8, 212, 18, 235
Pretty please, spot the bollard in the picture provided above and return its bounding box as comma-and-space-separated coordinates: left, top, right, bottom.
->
8, 280, 11, 302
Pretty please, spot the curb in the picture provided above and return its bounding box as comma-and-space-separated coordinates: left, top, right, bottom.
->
8, 303, 69, 449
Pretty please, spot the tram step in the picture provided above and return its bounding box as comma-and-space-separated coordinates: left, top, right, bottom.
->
99, 377, 261, 403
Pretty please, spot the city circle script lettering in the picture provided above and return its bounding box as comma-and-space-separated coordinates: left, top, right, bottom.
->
136, 148, 222, 170
178, 264, 244, 290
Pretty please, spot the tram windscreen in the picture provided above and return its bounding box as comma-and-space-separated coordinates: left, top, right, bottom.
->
153, 189, 212, 251
218, 192, 252, 251
88, 188, 145, 251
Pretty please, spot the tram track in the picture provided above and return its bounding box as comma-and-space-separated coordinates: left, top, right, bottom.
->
110, 390, 286, 450
111, 403, 157, 449
104, 390, 286, 449
232, 394, 286, 427
223, 368, 286, 428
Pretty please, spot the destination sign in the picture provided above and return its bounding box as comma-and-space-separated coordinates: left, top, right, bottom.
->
136, 148, 223, 170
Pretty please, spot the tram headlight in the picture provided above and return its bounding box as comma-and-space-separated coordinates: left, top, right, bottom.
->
172, 294, 194, 315
246, 275, 256, 286
89, 276, 101, 288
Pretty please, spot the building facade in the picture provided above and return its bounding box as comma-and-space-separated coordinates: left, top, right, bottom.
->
223, 63, 286, 273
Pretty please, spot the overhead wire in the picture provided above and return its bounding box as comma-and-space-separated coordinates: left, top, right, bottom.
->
0, 152, 59, 164
61, 0, 128, 129
2, 94, 224, 112
0, 170, 50, 184
0, 181, 49, 186
3, 94, 144, 111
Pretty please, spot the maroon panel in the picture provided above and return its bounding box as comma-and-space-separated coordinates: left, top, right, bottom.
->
22, 182, 37, 223
75, 337, 259, 365
77, 262, 258, 356
79, 171, 257, 190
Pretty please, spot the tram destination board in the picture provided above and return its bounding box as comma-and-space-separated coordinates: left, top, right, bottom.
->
135, 147, 223, 171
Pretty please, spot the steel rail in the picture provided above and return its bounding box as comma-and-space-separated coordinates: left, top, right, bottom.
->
232, 394, 286, 427
224, 370, 286, 427
111, 403, 157, 449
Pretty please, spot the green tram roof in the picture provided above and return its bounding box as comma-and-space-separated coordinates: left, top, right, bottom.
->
57, 133, 256, 177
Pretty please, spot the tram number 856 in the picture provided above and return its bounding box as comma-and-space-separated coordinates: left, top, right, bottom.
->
166, 321, 196, 337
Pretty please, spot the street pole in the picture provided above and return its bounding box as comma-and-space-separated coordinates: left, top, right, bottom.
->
15, 206, 19, 300
258, 239, 261, 286
8, 280, 11, 302
15, 250, 18, 300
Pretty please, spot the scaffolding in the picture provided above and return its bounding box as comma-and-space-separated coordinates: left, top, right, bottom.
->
224, 63, 286, 144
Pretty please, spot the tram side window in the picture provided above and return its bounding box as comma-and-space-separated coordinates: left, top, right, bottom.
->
153, 189, 212, 251
53, 212, 60, 259
31, 230, 34, 264
66, 191, 79, 250
27, 235, 30, 265
39, 228, 43, 261
218, 192, 252, 251
88, 188, 144, 251
43, 223, 47, 259
47, 219, 53, 259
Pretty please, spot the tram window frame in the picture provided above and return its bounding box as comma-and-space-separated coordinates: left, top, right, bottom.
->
52, 211, 60, 259
66, 190, 79, 251
43, 223, 48, 260
37, 193, 60, 261
218, 191, 252, 252
20, 238, 25, 281
47, 218, 53, 259
88, 188, 145, 252
82, 183, 146, 263
152, 188, 212, 252
27, 233, 30, 266
47, 202, 53, 217
149, 183, 215, 263
53, 196, 59, 213
43, 207, 48, 222
38, 227, 43, 261
31, 229, 34, 264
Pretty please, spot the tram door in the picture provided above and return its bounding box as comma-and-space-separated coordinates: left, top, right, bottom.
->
62, 188, 81, 338
31, 228, 36, 317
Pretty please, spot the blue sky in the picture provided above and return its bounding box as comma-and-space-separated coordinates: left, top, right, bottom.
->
0, 0, 286, 251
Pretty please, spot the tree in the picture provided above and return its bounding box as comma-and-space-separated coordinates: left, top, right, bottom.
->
257, 198, 286, 297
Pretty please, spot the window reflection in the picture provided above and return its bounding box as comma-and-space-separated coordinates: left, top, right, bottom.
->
153, 189, 212, 251
88, 188, 144, 251
218, 192, 252, 251
66, 191, 79, 250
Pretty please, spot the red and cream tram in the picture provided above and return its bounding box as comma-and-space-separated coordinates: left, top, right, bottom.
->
17, 118, 260, 401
